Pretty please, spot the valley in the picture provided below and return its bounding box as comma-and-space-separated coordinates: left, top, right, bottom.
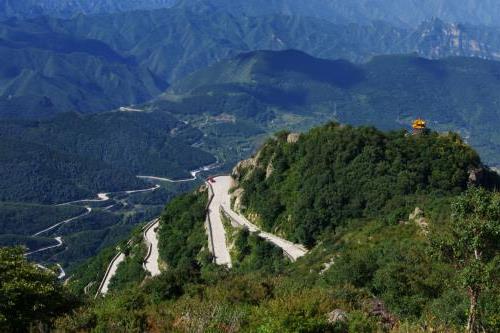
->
1, 2, 499, 331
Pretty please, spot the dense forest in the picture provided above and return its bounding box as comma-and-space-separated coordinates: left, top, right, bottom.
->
1, 124, 498, 332
234, 123, 498, 246
0, 111, 214, 204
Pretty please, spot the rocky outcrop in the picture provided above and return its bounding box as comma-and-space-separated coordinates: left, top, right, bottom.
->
468, 167, 485, 186
409, 207, 428, 233
287, 133, 301, 144
412, 18, 500, 61
327, 309, 347, 324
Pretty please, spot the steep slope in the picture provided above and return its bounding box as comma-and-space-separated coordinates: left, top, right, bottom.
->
231, 124, 498, 246
159, 50, 500, 166
0, 23, 167, 119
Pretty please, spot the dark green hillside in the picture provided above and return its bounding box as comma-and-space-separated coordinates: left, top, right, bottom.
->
160, 50, 500, 166
0, 202, 85, 236
0, 111, 214, 204
0, 138, 144, 204
0, 25, 167, 119
15, 8, 500, 85
234, 123, 497, 247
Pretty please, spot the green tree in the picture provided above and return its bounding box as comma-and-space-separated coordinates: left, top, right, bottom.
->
0, 247, 75, 332
431, 188, 500, 333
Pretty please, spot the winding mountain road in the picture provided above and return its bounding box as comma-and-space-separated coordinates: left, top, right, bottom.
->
137, 161, 220, 183
25, 237, 64, 256
96, 219, 161, 296
32, 207, 92, 237
212, 176, 307, 262
96, 252, 126, 296
143, 219, 161, 277
206, 177, 233, 267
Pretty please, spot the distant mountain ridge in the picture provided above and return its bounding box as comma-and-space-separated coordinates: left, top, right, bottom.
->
0, 0, 177, 19
0, 21, 167, 119
176, 0, 500, 27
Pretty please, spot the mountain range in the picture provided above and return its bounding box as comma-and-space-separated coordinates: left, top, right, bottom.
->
4, 0, 500, 28
176, 0, 500, 27
156, 50, 500, 167
0, 0, 177, 19
3, 8, 500, 119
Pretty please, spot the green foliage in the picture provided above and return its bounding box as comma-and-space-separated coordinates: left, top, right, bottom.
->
164, 50, 500, 167
232, 228, 289, 274
0, 111, 213, 204
0, 202, 85, 237
431, 187, 500, 332
108, 244, 147, 293
68, 245, 118, 297
238, 124, 482, 246
158, 190, 211, 270
0, 247, 76, 331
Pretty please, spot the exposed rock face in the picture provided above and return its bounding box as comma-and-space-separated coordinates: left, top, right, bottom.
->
327, 309, 347, 324
412, 18, 500, 61
231, 152, 262, 211
468, 167, 485, 185
232, 188, 245, 212
287, 133, 301, 144
265, 160, 274, 179
409, 207, 428, 232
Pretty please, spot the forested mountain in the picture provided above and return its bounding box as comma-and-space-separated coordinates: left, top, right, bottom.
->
157, 50, 500, 167
45, 9, 500, 82
0, 111, 214, 204
0, 0, 177, 19
2, 9, 500, 119
0, 22, 167, 119
232, 124, 498, 246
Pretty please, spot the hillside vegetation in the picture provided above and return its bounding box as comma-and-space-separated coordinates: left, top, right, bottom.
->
39, 124, 499, 333
160, 50, 500, 167
0, 111, 214, 204
233, 123, 495, 246
0, 23, 167, 119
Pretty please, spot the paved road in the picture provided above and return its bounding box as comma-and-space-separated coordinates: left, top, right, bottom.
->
215, 176, 308, 261
25, 237, 64, 256
143, 219, 161, 277
32, 208, 92, 237
56, 193, 110, 206
97, 252, 126, 296
137, 161, 220, 183
207, 176, 233, 267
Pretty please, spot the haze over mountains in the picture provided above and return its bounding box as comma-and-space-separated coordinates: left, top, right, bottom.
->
3, 7, 500, 119
4, 0, 500, 28
0, 0, 177, 19
1, 0, 500, 287
1, 2, 500, 331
